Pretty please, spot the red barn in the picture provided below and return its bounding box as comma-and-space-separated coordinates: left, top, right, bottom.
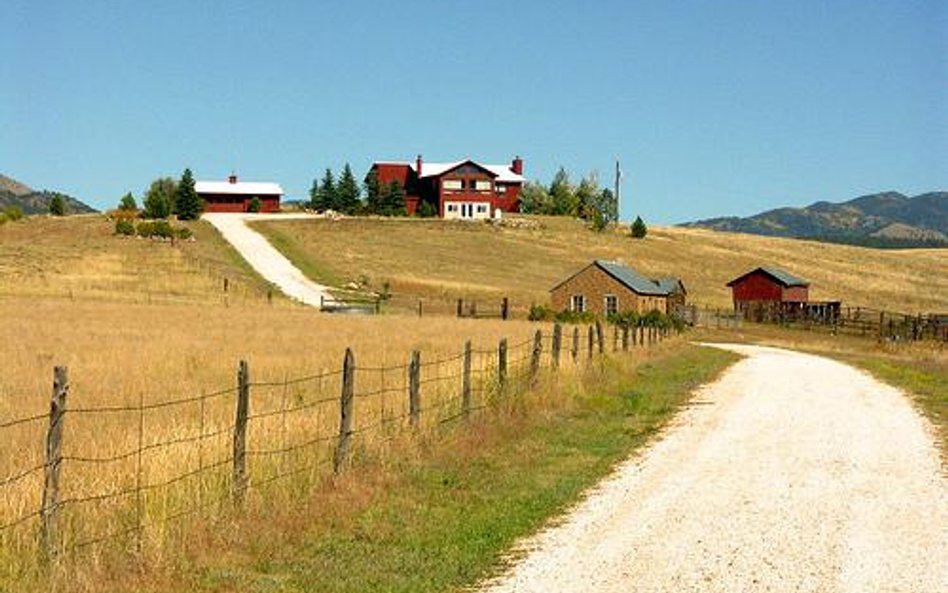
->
366, 155, 524, 219
196, 174, 283, 213
727, 266, 810, 319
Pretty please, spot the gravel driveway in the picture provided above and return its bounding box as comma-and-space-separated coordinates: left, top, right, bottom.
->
203, 213, 333, 308
479, 344, 948, 592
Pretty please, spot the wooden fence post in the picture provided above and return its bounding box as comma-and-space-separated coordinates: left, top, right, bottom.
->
595, 320, 604, 355
417, 300, 423, 318
552, 323, 563, 369
571, 326, 579, 363
457, 298, 463, 318
498, 338, 508, 390
587, 326, 594, 362
462, 341, 472, 416
613, 325, 619, 352
638, 326, 645, 347
232, 360, 250, 505
501, 297, 509, 321
530, 330, 543, 383
409, 350, 421, 428
40, 366, 68, 561
622, 325, 629, 351
333, 349, 355, 474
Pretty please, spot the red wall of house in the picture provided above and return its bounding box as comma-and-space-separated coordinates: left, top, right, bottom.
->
202, 194, 280, 213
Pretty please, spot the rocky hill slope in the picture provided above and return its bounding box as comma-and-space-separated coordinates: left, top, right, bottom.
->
0, 173, 97, 215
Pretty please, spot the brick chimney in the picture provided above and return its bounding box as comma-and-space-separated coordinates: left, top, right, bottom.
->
416, 154, 423, 177
228, 172, 238, 184
511, 156, 523, 175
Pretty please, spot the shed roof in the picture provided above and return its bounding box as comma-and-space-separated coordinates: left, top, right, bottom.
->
654, 277, 686, 295
196, 180, 284, 196
371, 159, 525, 183
726, 266, 809, 288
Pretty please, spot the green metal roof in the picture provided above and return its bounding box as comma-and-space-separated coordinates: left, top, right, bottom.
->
594, 260, 670, 296
728, 266, 810, 287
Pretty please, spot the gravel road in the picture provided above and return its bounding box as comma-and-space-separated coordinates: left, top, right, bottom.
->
479, 344, 948, 592
203, 213, 333, 308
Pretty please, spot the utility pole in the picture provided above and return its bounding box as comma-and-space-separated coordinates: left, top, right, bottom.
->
614, 159, 622, 220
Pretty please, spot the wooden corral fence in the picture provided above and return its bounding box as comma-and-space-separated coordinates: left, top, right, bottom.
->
0, 320, 676, 570
702, 304, 947, 343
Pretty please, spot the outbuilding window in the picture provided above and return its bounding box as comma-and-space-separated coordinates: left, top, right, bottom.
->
604, 295, 618, 316
571, 294, 586, 313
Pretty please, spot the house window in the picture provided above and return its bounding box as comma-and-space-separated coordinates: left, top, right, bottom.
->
475, 180, 492, 191
443, 179, 462, 190
604, 295, 618, 315
477, 204, 488, 214
571, 294, 585, 312
446, 204, 457, 212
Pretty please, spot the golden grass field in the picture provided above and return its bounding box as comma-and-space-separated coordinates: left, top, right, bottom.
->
1, 213, 945, 590
252, 215, 948, 314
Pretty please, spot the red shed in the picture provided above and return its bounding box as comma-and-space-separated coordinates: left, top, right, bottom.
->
196, 174, 283, 213
727, 266, 810, 318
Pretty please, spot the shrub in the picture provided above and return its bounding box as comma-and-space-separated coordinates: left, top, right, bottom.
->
607, 310, 639, 328
553, 309, 597, 324
49, 195, 66, 216
136, 221, 155, 237
630, 216, 647, 239
151, 220, 174, 239
528, 304, 556, 322
0, 213, 7, 226
248, 196, 262, 213
417, 201, 437, 218
114, 219, 135, 236
4, 206, 23, 221
176, 226, 193, 240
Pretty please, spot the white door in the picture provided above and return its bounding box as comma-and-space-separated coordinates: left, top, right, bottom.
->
460, 203, 473, 219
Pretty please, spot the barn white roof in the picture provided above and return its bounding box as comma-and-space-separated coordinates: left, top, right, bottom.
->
195, 180, 284, 195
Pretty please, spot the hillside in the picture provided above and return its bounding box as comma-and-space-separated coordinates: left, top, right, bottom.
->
681, 191, 948, 248
250, 216, 948, 314
0, 173, 97, 214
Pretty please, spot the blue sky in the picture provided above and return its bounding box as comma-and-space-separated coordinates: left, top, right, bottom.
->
2, 0, 945, 224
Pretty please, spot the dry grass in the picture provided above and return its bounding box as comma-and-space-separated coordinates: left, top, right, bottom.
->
252, 216, 948, 314
0, 215, 275, 305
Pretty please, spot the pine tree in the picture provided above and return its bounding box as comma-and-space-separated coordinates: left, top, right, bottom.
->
364, 169, 382, 214
630, 216, 648, 239
548, 167, 576, 216
382, 181, 406, 216
118, 192, 137, 211
313, 168, 336, 212
175, 168, 203, 220
335, 163, 361, 214
48, 194, 66, 216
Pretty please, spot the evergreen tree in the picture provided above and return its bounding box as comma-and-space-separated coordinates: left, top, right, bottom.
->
175, 168, 202, 220
548, 167, 576, 216
48, 194, 66, 216
143, 177, 176, 219
313, 168, 336, 212
630, 216, 648, 239
335, 163, 361, 214
118, 192, 137, 211
381, 181, 406, 216
518, 180, 552, 214
364, 169, 382, 214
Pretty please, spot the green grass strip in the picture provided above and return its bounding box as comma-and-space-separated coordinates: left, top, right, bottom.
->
194, 344, 739, 593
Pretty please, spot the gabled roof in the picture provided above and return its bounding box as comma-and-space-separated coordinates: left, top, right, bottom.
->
196, 180, 283, 196
654, 277, 686, 295
726, 266, 809, 288
551, 260, 671, 296
368, 159, 525, 184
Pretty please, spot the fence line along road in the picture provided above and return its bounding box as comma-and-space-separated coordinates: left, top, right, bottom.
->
1, 320, 674, 569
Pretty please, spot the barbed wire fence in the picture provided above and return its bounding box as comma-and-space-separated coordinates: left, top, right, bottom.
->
0, 320, 673, 577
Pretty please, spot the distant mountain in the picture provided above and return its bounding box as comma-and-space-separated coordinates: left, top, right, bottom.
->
680, 191, 948, 248
0, 173, 97, 215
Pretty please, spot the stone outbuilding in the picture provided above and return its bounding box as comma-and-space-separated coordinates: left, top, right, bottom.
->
550, 260, 683, 316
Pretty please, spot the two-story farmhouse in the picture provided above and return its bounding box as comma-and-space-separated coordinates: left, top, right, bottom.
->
366, 156, 525, 219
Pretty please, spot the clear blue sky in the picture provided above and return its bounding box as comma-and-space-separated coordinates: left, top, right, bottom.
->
2, 0, 945, 224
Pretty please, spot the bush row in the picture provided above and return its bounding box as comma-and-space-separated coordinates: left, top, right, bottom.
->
115, 218, 192, 240
528, 304, 685, 330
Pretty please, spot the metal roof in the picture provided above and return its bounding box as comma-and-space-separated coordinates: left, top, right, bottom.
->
654, 277, 686, 294
727, 266, 810, 287
594, 260, 670, 296
195, 180, 284, 196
